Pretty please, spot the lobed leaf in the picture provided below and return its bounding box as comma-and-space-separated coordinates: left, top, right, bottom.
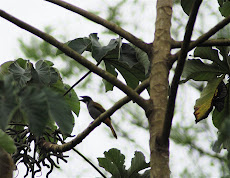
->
98, 148, 127, 177
182, 59, 223, 82
32, 60, 59, 85
0, 75, 18, 130
43, 88, 74, 135
51, 80, 80, 116
194, 47, 228, 71
98, 149, 149, 178
8, 61, 31, 87
56, 37, 91, 55
103, 62, 118, 91
90, 33, 120, 62
19, 87, 49, 136
128, 151, 150, 177
98, 158, 121, 177
35, 60, 51, 84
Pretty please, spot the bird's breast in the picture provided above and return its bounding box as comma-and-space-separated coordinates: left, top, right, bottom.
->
88, 106, 102, 120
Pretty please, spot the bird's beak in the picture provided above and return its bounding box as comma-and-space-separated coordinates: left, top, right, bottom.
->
79, 96, 84, 102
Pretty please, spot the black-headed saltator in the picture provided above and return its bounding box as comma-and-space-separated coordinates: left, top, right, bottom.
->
80, 96, 117, 139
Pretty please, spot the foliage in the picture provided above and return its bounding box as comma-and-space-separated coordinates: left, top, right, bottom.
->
0, 58, 80, 177
1, 0, 230, 177
18, 27, 86, 79
98, 148, 150, 178
218, 0, 230, 17
57, 33, 150, 91
181, 0, 230, 17
0, 129, 16, 154
0, 59, 79, 136
182, 45, 230, 170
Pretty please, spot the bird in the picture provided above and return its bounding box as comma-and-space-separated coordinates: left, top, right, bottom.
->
80, 96, 117, 139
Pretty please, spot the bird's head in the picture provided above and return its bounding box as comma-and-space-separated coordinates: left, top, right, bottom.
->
79, 96, 92, 105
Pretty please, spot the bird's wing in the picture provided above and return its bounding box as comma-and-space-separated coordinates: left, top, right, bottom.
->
93, 102, 106, 113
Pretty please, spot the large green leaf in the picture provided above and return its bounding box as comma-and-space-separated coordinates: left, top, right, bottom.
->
19, 87, 49, 136
216, 46, 230, 71
35, 60, 51, 84
128, 151, 150, 177
194, 47, 228, 71
181, 0, 194, 15
134, 46, 150, 75
51, 80, 80, 116
98, 158, 121, 177
103, 61, 118, 91
106, 43, 147, 89
56, 37, 91, 55
43, 88, 74, 135
0, 61, 13, 80
67, 37, 91, 54
219, 1, 230, 17
90, 33, 119, 62
194, 76, 224, 122
8, 61, 31, 87
109, 59, 145, 89
15, 58, 28, 68
98, 148, 127, 178
49, 67, 59, 84
0, 75, 18, 130
0, 129, 16, 154
119, 43, 137, 68
182, 59, 223, 82
102, 42, 148, 90
98, 149, 149, 178
32, 60, 59, 85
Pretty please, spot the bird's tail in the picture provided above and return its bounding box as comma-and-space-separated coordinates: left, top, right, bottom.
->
110, 125, 117, 139
104, 118, 117, 139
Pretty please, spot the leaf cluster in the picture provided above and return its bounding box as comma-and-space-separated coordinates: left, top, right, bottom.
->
98, 148, 150, 178
57, 33, 150, 91
182, 46, 230, 156
0, 58, 80, 153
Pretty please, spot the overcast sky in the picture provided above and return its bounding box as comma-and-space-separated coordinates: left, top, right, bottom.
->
0, 0, 224, 177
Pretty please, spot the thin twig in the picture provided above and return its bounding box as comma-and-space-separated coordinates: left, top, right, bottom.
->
45, 0, 150, 54
162, 0, 203, 145
0, 10, 149, 110
72, 148, 106, 178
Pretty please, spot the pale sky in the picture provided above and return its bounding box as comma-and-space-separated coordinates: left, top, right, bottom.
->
0, 0, 224, 177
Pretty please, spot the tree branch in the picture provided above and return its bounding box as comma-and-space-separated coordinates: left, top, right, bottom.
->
39, 79, 149, 152
0, 9, 149, 110
161, 0, 203, 144
168, 13, 230, 67
171, 38, 230, 48
44, 0, 150, 53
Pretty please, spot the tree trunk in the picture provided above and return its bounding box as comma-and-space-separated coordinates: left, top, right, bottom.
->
149, 0, 172, 177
